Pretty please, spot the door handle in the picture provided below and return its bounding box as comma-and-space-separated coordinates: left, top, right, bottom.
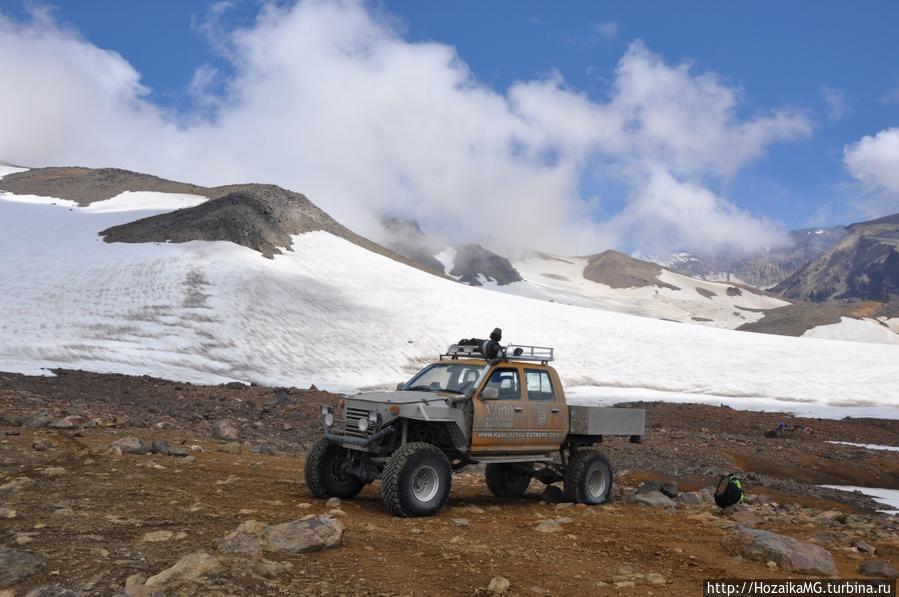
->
514, 407, 524, 412
551, 408, 559, 413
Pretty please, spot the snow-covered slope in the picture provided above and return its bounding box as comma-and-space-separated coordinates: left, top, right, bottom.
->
491, 252, 789, 329
2, 181, 899, 418
802, 317, 899, 345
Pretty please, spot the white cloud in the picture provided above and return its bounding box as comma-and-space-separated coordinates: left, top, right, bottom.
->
823, 86, 848, 121
844, 128, 899, 215
0, 1, 812, 256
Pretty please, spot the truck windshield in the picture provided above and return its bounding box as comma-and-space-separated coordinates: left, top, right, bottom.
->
403, 364, 489, 394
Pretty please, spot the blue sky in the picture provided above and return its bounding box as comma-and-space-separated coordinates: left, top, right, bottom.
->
1, 1, 898, 253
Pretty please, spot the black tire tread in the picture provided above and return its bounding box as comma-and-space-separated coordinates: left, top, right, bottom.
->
381, 442, 450, 517
563, 448, 612, 504
303, 437, 331, 498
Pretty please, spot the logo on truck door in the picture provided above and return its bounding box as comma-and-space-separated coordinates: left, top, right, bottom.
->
483, 403, 515, 428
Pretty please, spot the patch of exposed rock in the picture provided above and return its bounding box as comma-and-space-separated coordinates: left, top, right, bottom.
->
449, 244, 522, 286
379, 216, 446, 274
583, 250, 679, 290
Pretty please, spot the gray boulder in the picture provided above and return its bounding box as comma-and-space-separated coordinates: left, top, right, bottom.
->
262, 516, 344, 554
107, 436, 148, 455
0, 546, 44, 589
211, 419, 239, 440
859, 560, 898, 578
631, 491, 676, 508
721, 526, 837, 575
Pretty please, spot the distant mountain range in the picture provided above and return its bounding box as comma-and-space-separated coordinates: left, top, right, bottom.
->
774, 213, 899, 305
643, 226, 848, 290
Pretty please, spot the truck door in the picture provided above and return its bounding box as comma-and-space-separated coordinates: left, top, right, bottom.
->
471, 366, 530, 453
524, 368, 566, 451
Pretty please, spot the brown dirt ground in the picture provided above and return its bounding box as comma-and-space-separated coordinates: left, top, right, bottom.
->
1, 371, 897, 596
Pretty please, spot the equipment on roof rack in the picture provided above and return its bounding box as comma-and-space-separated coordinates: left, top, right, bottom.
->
441, 328, 554, 363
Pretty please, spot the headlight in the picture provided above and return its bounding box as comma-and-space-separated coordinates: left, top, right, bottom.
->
324, 412, 334, 427
357, 417, 369, 432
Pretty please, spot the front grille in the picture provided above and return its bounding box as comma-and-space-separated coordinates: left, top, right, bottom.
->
333, 407, 372, 438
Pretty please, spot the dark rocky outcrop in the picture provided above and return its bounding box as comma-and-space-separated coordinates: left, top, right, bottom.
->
450, 244, 522, 286
774, 213, 899, 305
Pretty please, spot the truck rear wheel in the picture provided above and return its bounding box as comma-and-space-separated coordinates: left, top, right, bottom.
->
381, 442, 452, 517
485, 463, 533, 497
563, 449, 612, 505
304, 437, 364, 499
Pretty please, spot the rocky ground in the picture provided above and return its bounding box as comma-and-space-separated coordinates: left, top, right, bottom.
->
1, 370, 898, 596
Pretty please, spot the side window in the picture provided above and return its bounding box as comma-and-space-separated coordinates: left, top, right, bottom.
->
485, 368, 521, 400
525, 370, 555, 401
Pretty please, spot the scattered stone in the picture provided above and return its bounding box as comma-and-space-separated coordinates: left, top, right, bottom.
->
144, 551, 222, 589
142, 530, 174, 543
852, 540, 876, 554
150, 440, 170, 455
487, 576, 510, 595
0, 507, 15, 519
631, 491, 676, 508
218, 516, 344, 557
0, 477, 33, 495
224, 381, 246, 390
23, 415, 53, 428
211, 419, 239, 440
52, 507, 74, 517
41, 467, 66, 477
554, 502, 574, 510
540, 485, 566, 503
534, 517, 573, 533
262, 516, 344, 554
167, 446, 189, 457
217, 442, 242, 454
678, 492, 705, 506
614, 580, 635, 589
24, 586, 78, 597
767, 561, 778, 570
107, 436, 147, 455
660, 481, 678, 498
325, 497, 341, 508
635, 480, 662, 495
49, 417, 78, 430
645, 573, 666, 586
250, 444, 274, 455
721, 526, 837, 575
328, 509, 346, 518
729, 509, 762, 526
450, 518, 471, 527
0, 546, 44, 589
859, 560, 898, 578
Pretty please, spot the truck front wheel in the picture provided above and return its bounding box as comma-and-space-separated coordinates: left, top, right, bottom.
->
563, 449, 613, 505
485, 463, 533, 497
303, 437, 364, 499
381, 442, 452, 517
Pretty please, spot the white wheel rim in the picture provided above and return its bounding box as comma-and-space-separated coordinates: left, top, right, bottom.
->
587, 467, 606, 498
412, 465, 440, 502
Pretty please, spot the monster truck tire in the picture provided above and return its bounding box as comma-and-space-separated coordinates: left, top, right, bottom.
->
485, 463, 533, 497
381, 442, 452, 517
304, 437, 364, 499
563, 449, 613, 505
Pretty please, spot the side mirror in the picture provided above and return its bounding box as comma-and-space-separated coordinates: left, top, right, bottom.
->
480, 387, 499, 400
464, 386, 476, 399
396, 382, 405, 391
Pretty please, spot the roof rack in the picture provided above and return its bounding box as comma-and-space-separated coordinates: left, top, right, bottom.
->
441, 343, 554, 364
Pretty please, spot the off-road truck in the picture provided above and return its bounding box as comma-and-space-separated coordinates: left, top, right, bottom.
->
305, 333, 645, 516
